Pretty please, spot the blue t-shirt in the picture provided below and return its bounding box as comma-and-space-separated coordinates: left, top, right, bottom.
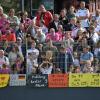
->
80, 52, 93, 61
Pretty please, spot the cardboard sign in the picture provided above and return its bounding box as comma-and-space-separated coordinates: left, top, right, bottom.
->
9, 74, 26, 86
88, 74, 100, 87
0, 74, 9, 88
48, 74, 68, 88
27, 74, 48, 87
69, 74, 88, 87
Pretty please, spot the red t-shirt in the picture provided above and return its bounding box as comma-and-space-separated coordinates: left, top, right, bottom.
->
2, 33, 16, 42
36, 11, 53, 27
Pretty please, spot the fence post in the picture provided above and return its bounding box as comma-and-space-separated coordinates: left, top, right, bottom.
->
20, 0, 24, 12
30, 0, 33, 18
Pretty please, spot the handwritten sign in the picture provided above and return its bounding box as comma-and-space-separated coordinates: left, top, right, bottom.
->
69, 74, 88, 87
88, 74, 100, 87
27, 74, 48, 87
0, 74, 9, 88
9, 74, 26, 86
69, 74, 100, 87
48, 74, 68, 88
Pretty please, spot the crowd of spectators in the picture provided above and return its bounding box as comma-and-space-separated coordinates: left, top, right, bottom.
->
0, 1, 100, 74
0, 6, 26, 74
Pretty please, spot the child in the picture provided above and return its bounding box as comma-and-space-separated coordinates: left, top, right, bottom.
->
45, 50, 53, 62
73, 52, 80, 67
83, 61, 94, 73
0, 64, 10, 74
74, 66, 81, 73
55, 67, 62, 74
40, 21, 48, 34
93, 58, 100, 72
70, 65, 81, 73
12, 55, 24, 74
39, 59, 53, 74
27, 52, 38, 74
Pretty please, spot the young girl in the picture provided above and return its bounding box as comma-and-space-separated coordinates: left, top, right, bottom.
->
11, 54, 24, 74
45, 50, 53, 62
39, 59, 53, 74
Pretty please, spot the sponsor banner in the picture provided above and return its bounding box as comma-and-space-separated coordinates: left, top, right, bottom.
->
1, 73, 100, 87
48, 74, 68, 88
9, 74, 26, 86
0, 74, 9, 88
27, 74, 48, 87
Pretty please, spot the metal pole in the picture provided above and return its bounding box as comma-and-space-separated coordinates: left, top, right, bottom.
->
30, 0, 33, 18
20, 0, 24, 12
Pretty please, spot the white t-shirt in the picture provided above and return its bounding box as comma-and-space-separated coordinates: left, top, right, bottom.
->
27, 48, 39, 65
27, 48, 39, 74
31, 27, 36, 37
72, 27, 86, 38
40, 66, 53, 74
91, 32, 99, 43
54, 21, 59, 29
8, 52, 18, 65
76, 8, 90, 28
0, 56, 9, 68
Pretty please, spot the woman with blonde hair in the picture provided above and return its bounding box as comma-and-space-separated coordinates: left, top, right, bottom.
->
8, 45, 24, 73
45, 50, 53, 62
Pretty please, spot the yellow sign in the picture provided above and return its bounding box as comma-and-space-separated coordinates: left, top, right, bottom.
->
69, 74, 88, 87
69, 74, 100, 87
88, 74, 100, 87
0, 74, 9, 88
